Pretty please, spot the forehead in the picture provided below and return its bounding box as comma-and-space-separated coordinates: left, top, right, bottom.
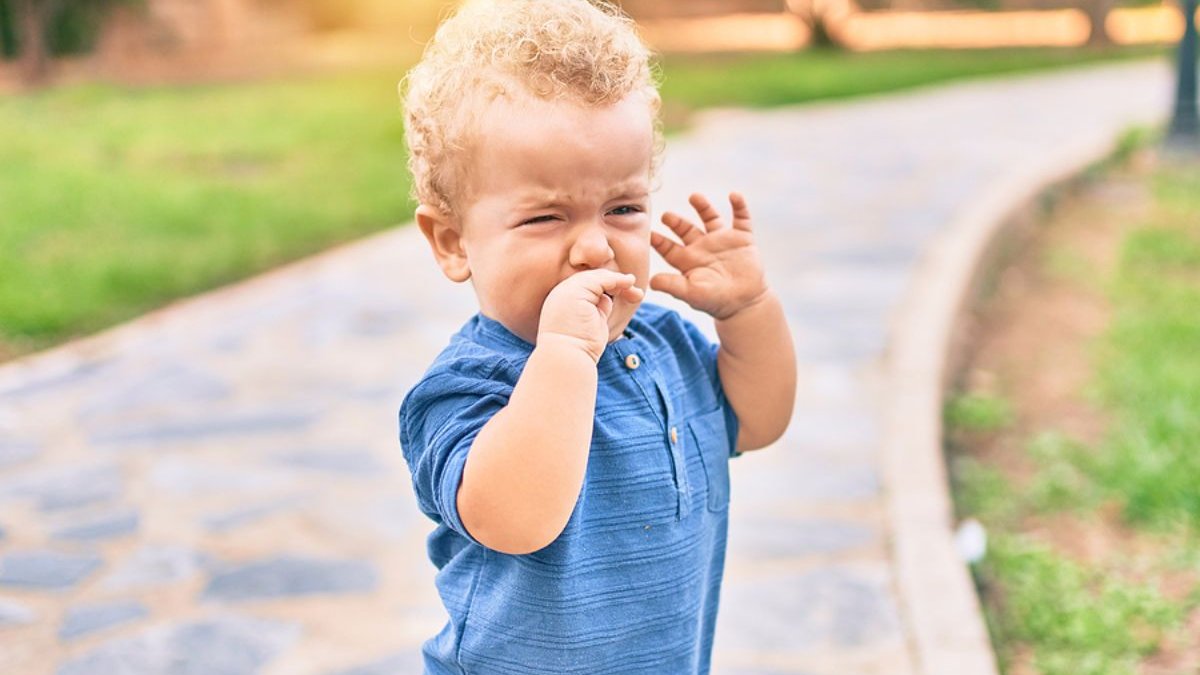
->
461, 92, 655, 202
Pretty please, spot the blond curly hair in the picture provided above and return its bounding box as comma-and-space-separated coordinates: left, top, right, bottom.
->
401, 0, 663, 217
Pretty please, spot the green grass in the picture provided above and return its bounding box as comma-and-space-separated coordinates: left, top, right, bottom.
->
658, 45, 1165, 116
982, 534, 1183, 675
0, 45, 1169, 357
949, 155, 1200, 673
945, 392, 1014, 432
0, 71, 412, 352
1088, 164, 1200, 531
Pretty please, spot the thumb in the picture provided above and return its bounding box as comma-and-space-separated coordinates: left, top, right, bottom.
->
650, 273, 689, 300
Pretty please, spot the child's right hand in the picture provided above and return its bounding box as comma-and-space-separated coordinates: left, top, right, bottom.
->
537, 270, 644, 363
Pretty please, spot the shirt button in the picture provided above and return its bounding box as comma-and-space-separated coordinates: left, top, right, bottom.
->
624, 354, 641, 370
670, 426, 679, 444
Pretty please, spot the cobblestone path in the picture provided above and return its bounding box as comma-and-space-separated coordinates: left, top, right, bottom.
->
0, 61, 1169, 674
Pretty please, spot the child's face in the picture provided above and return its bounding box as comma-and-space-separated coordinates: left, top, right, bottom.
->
454, 92, 655, 345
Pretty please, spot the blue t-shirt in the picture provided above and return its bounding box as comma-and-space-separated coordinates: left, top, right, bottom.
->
399, 302, 741, 674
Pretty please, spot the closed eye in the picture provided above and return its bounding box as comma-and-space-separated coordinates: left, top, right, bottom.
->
520, 215, 559, 225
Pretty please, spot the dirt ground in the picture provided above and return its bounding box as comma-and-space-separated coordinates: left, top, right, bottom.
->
948, 152, 1200, 674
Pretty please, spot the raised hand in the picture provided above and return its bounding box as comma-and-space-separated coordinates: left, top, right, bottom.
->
650, 192, 768, 321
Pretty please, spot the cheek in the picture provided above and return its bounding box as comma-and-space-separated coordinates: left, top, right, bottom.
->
613, 231, 651, 276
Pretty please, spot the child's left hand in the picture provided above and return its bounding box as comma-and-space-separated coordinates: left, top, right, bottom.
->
650, 192, 769, 321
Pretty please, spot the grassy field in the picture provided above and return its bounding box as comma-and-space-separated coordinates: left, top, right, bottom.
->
658, 45, 1164, 119
946, 152, 1200, 674
0, 45, 1168, 358
0, 73, 410, 357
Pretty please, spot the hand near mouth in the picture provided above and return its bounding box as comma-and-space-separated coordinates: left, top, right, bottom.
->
537, 270, 644, 363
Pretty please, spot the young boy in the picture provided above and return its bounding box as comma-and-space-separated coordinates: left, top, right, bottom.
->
398, 1, 796, 672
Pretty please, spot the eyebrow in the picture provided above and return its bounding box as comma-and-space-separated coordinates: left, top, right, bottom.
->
517, 185, 649, 209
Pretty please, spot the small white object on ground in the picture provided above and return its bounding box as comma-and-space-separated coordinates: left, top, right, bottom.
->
954, 518, 988, 565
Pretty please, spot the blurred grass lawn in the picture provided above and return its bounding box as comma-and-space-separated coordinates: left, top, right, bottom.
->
948, 157, 1200, 674
0, 45, 1166, 357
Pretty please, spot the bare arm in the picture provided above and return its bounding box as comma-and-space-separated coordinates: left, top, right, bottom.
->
457, 336, 597, 554
456, 270, 643, 555
715, 291, 796, 452
651, 192, 797, 452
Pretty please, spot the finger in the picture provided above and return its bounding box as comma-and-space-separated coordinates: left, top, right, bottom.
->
618, 285, 645, 303
650, 231, 689, 269
729, 192, 753, 232
649, 273, 689, 300
660, 211, 703, 245
596, 292, 613, 316
688, 193, 724, 233
575, 269, 637, 297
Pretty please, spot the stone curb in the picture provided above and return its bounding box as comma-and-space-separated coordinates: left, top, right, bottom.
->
0, 226, 408, 395
880, 127, 1159, 674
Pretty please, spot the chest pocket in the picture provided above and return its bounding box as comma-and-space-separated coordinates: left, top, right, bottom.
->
690, 408, 731, 512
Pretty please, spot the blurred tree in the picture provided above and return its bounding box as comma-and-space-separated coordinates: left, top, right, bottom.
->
11, 0, 51, 81
785, 0, 847, 48
10, 0, 137, 85
1082, 0, 1114, 45
1, 0, 17, 58
1168, 0, 1198, 148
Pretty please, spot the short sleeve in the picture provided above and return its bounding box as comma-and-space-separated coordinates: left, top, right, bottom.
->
398, 356, 515, 546
679, 318, 742, 459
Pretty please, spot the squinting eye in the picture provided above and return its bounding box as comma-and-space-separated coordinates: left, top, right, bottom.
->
521, 215, 557, 225
609, 205, 643, 216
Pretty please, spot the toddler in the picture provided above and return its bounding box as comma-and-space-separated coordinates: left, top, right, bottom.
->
398, 1, 797, 672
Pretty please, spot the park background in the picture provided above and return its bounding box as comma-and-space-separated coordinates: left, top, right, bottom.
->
0, 0, 1198, 674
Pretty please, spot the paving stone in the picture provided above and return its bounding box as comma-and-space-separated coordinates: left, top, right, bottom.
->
716, 567, 902, 652
59, 600, 150, 640
150, 458, 293, 497
0, 550, 103, 590
268, 448, 386, 476
0, 359, 112, 401
0, 598, 37, 625
710, 662, 816, 667
202, 555, 378, 602
359, 496, 423, 539
102, 545, 212, 591
57, 614, 301, 675
52, 508, 140, 541
88, 408, 318, 446
202, 496, 305, 533
0, 439, 42, 468
788, 265, 909, 314
776, 463, 878, 502
790, 321, 890, 363
783, 407, 881, 449
78, 365, 231, 422
327, 650, 424, 675
730, 516, 877, 559
0, 463, 123, 512
303, 300, 414, 346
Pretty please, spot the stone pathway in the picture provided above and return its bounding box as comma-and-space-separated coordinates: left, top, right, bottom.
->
0, 60, 1170, 674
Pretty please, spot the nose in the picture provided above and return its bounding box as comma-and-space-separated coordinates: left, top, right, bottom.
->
568, 220, 615, 270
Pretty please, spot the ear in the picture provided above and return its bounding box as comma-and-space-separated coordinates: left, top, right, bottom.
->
416, 204, 471, 283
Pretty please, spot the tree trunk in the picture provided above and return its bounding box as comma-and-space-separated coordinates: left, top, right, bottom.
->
786, 0, 845, 49
14, 0, 50, 85
1084, 0, 1113, 47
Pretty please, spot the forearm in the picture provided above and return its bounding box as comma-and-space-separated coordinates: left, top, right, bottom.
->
457, 335, 598, 554
716, 291, 796, 452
